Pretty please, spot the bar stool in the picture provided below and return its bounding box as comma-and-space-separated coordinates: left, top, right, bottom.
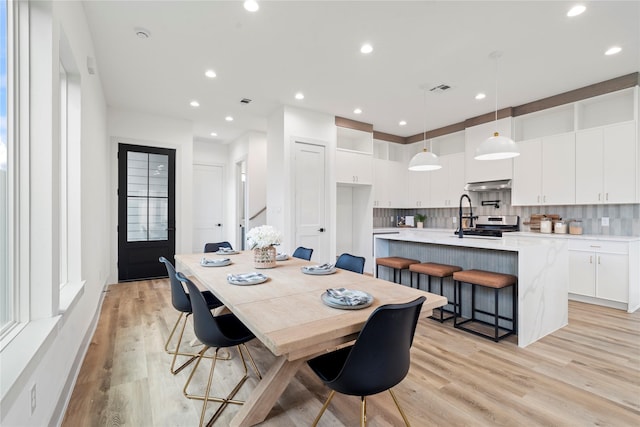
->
453, 269, 517, 342
375, 257, 419, 286
409, 262, 462, 322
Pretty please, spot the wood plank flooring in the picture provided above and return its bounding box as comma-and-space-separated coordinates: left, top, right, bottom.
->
62, 279, 640, 426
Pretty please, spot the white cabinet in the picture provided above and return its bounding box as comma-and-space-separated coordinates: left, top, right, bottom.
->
464, 118, 513, 183
569, 240, 629, 304
575, 121, 637, 204
335, 149, 372, 185
512, 133, 575, 205
430, 152, 465, 207
373, 159, 407, 208
407, 170, 430, 207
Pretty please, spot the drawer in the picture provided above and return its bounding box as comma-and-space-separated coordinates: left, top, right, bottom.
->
568, 240, 629, 254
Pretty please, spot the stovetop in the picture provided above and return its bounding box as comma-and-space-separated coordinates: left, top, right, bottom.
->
455, 215, 520, 238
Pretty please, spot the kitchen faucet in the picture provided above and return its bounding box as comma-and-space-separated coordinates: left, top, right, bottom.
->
458, 194, 474, 238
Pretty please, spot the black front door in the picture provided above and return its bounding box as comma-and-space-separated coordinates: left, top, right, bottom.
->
118, 143, 176, 281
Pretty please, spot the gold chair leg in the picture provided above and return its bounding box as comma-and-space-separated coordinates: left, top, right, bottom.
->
311, 390, 335, 427
389, 389, 411, 427
239, 343, 262, 380
361, 396, 366, 427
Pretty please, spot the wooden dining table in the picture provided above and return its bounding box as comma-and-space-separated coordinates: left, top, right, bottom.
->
175, 251, 447, 427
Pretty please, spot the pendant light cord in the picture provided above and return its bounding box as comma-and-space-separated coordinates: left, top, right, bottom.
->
423, 88, 427, 151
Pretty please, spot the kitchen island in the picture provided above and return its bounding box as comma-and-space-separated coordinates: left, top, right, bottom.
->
374, 229, 569, 347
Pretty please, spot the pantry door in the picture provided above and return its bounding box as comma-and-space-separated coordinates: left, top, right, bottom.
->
294, 141, 327, 262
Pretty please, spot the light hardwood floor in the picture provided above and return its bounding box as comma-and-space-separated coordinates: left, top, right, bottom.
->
62, 279, 640, 426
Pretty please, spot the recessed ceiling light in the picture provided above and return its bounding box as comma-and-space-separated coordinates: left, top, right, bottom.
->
605, 46, 622, 55
475, 93, 486, 100
225, 116, 234, 121
360, 43, 373, 54
205, 70, 217, 78
399, 120, 407, 126
210, 132, 218, 137
295, 92, 304, 100
567, 5, 586, 17
190, 100, 200, 107
354, 108, 362, 114
134, 27, 151, 39
244, 0, 259, 12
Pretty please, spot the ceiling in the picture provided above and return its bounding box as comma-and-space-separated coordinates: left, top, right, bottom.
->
82, 1, 640, 144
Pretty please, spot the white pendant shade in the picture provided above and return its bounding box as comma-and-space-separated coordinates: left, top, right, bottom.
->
408, 148, 442, 171
474, 132, 520, 160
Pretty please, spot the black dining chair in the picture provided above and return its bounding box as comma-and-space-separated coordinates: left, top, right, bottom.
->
307, 296, 425, 427
292, 246, 313, 261
176, 272, 262, 427
204, 241, 233, 253
159, 257, 225, 375
335, 253, 366, 274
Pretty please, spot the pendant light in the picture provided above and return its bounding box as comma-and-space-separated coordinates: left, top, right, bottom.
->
474, 51, 520, 160
408, 89, 441, 171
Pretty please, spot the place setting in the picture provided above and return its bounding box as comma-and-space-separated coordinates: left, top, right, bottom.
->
301, 263, 336, 275
276, 252, 289, 261
321, 288, 373, 310
215, 247, 239, 255
227, 272, 269, 286
200, 257, 232, 267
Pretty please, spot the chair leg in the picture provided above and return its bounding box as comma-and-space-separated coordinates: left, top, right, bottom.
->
389, 389, 411, 426
311, 390, 335, 427
361, 396, 366, 427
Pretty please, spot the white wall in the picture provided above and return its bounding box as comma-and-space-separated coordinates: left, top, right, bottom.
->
107, 108, 194, 283
1, 1, 110, 426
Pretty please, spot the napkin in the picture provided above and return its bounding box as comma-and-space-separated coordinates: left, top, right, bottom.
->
227, 272, 267, 283
276, 252, 288, 260
325, 288, 369, 306
217, 247, 235, 253
201, 257, 230, 266
305, 263, 334, 271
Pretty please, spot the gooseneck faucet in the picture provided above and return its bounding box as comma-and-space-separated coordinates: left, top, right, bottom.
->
458, 194, 473, 238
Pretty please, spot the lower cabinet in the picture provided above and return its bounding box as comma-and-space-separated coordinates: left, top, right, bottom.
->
568, 240, 629, 304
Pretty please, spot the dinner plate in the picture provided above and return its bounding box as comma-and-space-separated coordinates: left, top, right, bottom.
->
216, 249, 239, 255
200, 258, 232, 267
302, 265, 336, 275
321, 290, 373, 310
227, 273, 268, 286
276, 253, 289, 261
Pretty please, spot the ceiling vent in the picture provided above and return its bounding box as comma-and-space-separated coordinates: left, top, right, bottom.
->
240, 98, 252, 104
429, 84, 452, 93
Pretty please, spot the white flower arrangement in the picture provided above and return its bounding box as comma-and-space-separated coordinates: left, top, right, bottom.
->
246, 225, 282, 249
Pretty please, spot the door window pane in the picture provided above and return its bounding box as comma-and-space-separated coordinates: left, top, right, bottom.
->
126, 151, 168, 242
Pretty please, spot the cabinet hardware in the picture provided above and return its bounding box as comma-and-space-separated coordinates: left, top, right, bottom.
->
589, 255, 592, 263
598, 193, 601, 201
598, 256, 601, 264
590, 245, 601, 248
606, 193, 608, 201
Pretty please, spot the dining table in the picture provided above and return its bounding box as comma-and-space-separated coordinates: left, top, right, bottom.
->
175, 251, 447, 427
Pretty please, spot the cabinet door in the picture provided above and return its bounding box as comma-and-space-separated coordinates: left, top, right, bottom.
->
444, 153, 466, 207
569, 251, 596, 296
464, 119, 514, 183
604, 122, 636, 204
575, 128, 604, 204
512, 139, 542, 205
336, 150, 372, 185
388, 161, 408, 208
596, 252, 629, 302
373, 159, 390, 207
428, 160, 447, 207
407, 169, 430, 207
541, 132, 575, 205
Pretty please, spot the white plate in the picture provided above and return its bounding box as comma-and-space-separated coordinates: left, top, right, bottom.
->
216, 249, 239, 255
276, 253, 289, 261
200, 258, 232, 267
302, 266, 336, 275
321, 290, 373, 310
227, 273, 268, 286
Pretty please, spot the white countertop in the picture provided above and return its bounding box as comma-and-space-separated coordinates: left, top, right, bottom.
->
373, 227, 640, 243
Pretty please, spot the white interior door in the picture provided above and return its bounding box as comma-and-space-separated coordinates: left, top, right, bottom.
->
193, 164, 224, 252
294, 142, 326, 262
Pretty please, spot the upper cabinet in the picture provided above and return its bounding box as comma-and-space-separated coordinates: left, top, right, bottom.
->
430, 152, 465, 207
336, 127, 373, 185
464, 118, 513, 183
575, 121, 636, 204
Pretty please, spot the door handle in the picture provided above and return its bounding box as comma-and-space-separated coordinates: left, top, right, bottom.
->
216, 223, 222, 227
318, 228, 325, 232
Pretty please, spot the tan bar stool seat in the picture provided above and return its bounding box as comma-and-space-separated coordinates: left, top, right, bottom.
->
375, 257, 419, 286
409, 262, 462, 322
453, 269, 517, 342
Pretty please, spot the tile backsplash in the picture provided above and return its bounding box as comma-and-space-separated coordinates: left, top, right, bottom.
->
374, 190, 640, 236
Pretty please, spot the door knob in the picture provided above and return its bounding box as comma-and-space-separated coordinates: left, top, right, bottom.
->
216, 223, 222, 227
318, 228, 325, 232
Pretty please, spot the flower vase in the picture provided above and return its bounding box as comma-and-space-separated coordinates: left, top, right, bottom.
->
253, 246, 277, 269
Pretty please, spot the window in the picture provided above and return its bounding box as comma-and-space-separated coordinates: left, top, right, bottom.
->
1, 0, 11, 335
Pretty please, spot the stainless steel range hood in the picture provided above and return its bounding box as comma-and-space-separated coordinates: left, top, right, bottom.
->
464, 179, 512, 192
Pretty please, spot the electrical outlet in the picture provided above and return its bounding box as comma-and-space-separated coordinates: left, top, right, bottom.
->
602, 217, 609, 226
30, 384, 36, 414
